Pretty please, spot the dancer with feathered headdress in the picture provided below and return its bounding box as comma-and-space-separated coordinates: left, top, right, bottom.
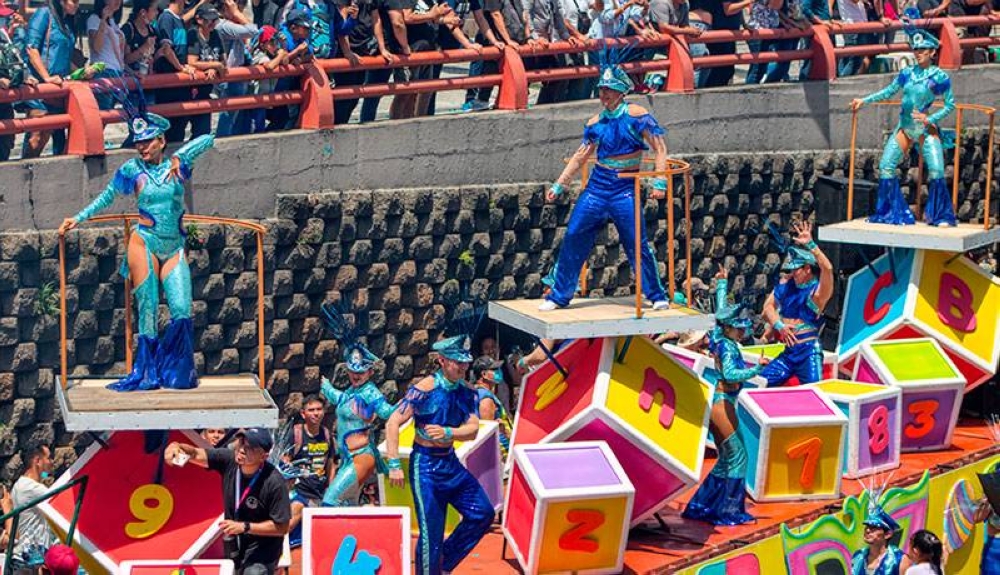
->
538, 36, 671, 312
851, 473, 907, 575
383, 302, 494, 575
850, 8, 957, 227
683, 264, 764, 525
59, 77, 214, 391
318, 301, 397, 507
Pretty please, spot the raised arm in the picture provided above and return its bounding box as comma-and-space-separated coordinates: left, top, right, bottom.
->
862, 72, 904, 104
320, 377, 343, 405
174, 134, 215, 169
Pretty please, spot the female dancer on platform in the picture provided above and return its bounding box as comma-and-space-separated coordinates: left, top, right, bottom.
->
59, 97, 213, 392
539, 52, 671, 312
683, 265, 764, 525
318, 303, 396, 507
850, 8, 956, 227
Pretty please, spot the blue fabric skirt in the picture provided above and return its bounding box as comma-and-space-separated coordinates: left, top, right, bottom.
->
983, 534, 1000, 575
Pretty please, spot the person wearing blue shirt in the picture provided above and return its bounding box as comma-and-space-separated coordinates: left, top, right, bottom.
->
539, 59, 670, 312
851, 10, 957, 227
385, 331, 494, 575
796, 0, 832, 80
851, 501, 908, 575
759, 220, 833, 387
21, 0, 99, 158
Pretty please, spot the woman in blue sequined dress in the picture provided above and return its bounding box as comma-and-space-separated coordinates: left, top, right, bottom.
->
683, 265, 765, 525
318, 303, 397, 507
850, 9, 956, 227
539, 60, 671, 312
59, 113, 213, 391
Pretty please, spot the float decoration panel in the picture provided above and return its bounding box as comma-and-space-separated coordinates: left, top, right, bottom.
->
302, 507, 410, 575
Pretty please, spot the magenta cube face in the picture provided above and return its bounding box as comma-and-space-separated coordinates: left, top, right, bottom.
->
748, 388, 835, 419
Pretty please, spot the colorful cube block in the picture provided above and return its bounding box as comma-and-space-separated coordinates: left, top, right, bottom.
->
738, 387, 847, 502
660, 343, 713, 378
503, 442, 634, 575
806, 380, 902, 478
529, 335, 713, 526
302, 507, 410, 575
119, 561, 235, 575
837, 248, 1000, 392
740, 343, 838, 383
377, 420, 502, 534
852, 338, 965, 452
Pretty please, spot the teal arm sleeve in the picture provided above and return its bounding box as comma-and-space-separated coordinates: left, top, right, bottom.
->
715, 278, 728, 314
74, 162, 138, 223
718, 342, 763, 382
926, 80, 955, 126
173, 134, 215, 170
862, 76, 902, 105
320, 378, 342, 404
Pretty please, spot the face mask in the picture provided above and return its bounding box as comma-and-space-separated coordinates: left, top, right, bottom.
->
40, 471, 50, 480
492, 369, 503, 383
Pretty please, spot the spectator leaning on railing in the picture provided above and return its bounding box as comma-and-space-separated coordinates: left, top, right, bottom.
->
463, 0, 528, 110
797, 0, 837, 80
835, 0, 875, 77
214, 0, 259, 137
267, 8, 312, 129
426, 0, 493, 116
382, 0, 454, 119
153, 0, 199, 142
21, 0, 99, 158
332, 0, 397, 124
86, 0, 125, 110
527, 0, 582, 104
745, 0, 783, 84
182, 2, 228, 140
122, 0, 159, 78
700, 0, 748, 87
559, 0, 594, 100
687, 0, 713, 86
0, 7, 35, 162
771, 0, 807, 80
248, 25, 288, 131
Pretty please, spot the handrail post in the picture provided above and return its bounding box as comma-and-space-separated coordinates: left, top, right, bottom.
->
496, 46, 529, 111
299, 61, 335, 130
633, 177, 643, 319
666, 36, 695, 93
807, 24, 837, 81
65, 82, 105, 156
936, 18, 963, 70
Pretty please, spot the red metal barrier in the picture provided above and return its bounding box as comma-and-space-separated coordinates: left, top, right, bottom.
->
0, 16, 995, 154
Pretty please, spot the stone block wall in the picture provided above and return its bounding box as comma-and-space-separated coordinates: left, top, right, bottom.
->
0, 130, 995, 480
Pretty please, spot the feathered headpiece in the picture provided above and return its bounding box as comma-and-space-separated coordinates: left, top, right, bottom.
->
267, 421, 314, 480
93, 72, 170, 142
595, 18, 640, 94
901, 7, 941, 50
768, 222, 818, 272
321, 301, 380, 373
433, 295, 487, 363
860, 472, 901, 533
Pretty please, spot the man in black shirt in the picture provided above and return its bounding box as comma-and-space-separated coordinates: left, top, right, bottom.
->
332, 0, 395, 124
165, 428, 291, 575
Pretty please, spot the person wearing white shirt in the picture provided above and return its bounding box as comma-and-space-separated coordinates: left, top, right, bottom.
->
9, 446, 57, 574
87, 0, 126, 110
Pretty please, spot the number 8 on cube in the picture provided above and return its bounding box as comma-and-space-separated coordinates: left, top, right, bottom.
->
737, 388, 848, 502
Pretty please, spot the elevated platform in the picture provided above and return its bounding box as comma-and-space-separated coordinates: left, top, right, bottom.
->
55, 375, 279, 431
819, 219, 1000, 252
488, 297, 715, 340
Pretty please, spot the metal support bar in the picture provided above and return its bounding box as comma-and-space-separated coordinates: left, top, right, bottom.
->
88, 431, 109, 448
887, 248, 897, 285
534, 337, 568, 378
616, 336, 634, 364
852, 246, 880, 278
1, 475, 90, 574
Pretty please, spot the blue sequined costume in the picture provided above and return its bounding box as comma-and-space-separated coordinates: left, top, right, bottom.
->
683, 278, 759, 525
320, 378, 396, 506
73, 135, 215, 391
850, 546, 904, 575
982, 515, 1000, 575
544, 102, 668, 308
862, 64, 956, 226
760, 279, 825, 386
399, 371, 494, 575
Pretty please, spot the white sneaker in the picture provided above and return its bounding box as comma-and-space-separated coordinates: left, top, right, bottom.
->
651, 300, 671, 311
538, 300, 561, 312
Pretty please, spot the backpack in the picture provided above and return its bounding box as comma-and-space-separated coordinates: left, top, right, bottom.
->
292, 0, 333, 58
0, 28, 26, 88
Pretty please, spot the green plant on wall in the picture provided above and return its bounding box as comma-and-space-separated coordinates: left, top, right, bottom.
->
34, 282, 60, 317
185, 223, 205, 250
458, 249, 475, 266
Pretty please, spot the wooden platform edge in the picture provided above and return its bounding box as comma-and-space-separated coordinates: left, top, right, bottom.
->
818, 221, 1000, 252
488, 300, 716, 340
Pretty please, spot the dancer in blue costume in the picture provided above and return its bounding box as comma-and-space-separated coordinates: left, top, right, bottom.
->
851, 497, 908, 575
850, 8, 957, 227
318, 303, 397, 507
974, 494, 1000, 575
385, 319, 494, 575
760, 221, 834, 387
59, 93, 213, 391
683, 265, 764, 525
539, 55, 670, 312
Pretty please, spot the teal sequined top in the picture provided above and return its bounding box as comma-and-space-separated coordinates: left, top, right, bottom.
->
709, 279, 764, 385
862, 65, 955, 141
73, 135, 215, 257
320, 377, 395, 459
850, 546, 904, 575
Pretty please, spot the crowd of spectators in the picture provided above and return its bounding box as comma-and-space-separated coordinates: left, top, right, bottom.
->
0, 0, 997, 158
